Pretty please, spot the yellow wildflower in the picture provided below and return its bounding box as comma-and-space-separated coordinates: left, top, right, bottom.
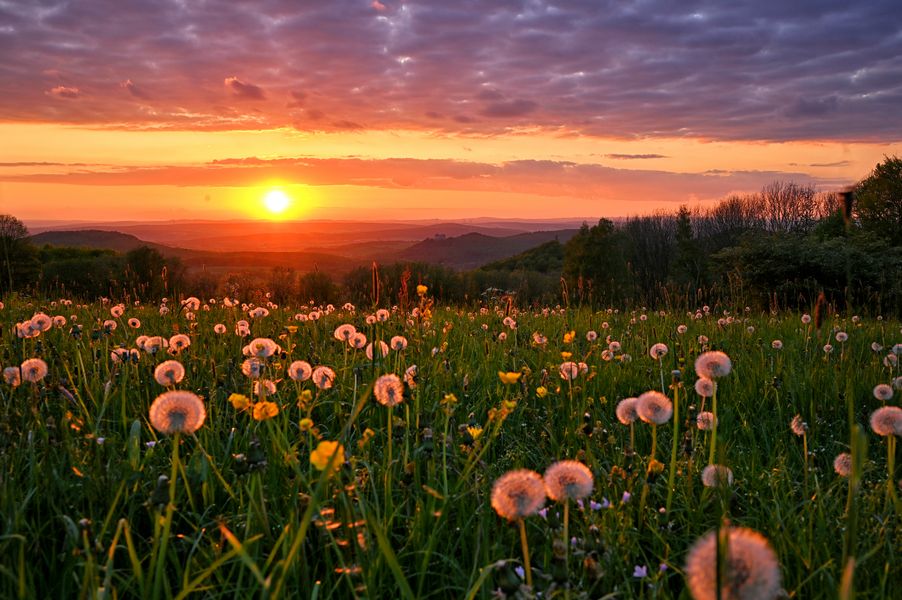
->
466, 425, 484, 441
310, 440, 345, 472
417, 284, 428, 296
229, 393, 251, 411
563, 330, 576, 344
253, 400, 279, 421
498, 371, 522, 384
357, 428, 376, 449
536, 386, 548, 398
561, 351, 572, 359
299, 417, 314, 432
298, 389, 313, 409
647, 459, 665, 475
285, 325, 298, 334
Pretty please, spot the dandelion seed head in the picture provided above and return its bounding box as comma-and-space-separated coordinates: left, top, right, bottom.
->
154, 360, 185, 386
869, 406, 902, 436
168, 334, 191, 352
253, 379, 277, 396
559, 361, 579, 381
833, 453, 852, 477
790, 415, 808, 436
241, 358, 264, 379
491, 469, 546, 521
333, 324, 356, 342
636, 391, 673, 425
20, 358, 48, 383
3, 366, 21, 387
649, 343, 668, 359
616, 397, 639, 425
312, 366, 336, 390
697, 411, 716, 431
695, 351, 732, 379
366, 341, 389, 360
247, 337, 278, 358
543, 460, 594, 502
873, 384, 894, 402
701, 464, 734, 487
149, 390, 206, 435
374, 373, 404, 407
685, 527, 782, 600
694, 377, 716, 398
288, 360, 312, 381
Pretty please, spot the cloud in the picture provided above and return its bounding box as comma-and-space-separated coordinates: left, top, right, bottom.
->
0, 1, 899, 141
0, 155, 841, 207
606, 154, 668, 160
46, 86, 80, 99
809, 160, 852, 167
481, 99, 538, 118
224, 77, 266, 100
120, 79, 149, 99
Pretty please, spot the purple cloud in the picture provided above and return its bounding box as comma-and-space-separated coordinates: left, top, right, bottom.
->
607, 154, 668, 160
0, 0, 898, 141
224, 77, 266, 100
46, 86, 80, 99
0, 154, 842, 208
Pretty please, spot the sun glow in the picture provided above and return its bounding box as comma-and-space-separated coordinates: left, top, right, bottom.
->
263, 189, 291, 214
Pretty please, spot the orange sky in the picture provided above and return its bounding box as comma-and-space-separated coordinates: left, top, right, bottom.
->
3, 123, 897, 223
1, 2, 900, 223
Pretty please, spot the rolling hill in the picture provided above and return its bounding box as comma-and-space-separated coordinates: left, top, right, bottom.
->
395, 229, 578, 270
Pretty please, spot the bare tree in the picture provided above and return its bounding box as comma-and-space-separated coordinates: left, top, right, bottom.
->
0, 214, 32, 292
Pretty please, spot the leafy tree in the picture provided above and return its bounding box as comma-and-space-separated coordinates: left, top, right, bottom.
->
855, 155, 902, 245
673, 205, 707, 290
124, 246, 185, 299
563, 219, 630, 304
38, 247, 124, 298
0, 214, 39, 293
299, 271, 339, 305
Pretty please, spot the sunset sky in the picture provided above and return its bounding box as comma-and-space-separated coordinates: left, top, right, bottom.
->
1, 0, 900, 223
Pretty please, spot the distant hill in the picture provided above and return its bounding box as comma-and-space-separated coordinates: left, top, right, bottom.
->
480, 239, 565, 273
28, 226, 579, 274
396, 229, 578, 270
29, 229, 364, 275
29, 219, 592, 251
30, 230, 170, 253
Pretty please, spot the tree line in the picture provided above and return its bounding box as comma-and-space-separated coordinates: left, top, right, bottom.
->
2, 157, 900, 314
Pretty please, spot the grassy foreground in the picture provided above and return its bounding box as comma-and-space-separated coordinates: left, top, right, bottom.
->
0, 294, 900, 599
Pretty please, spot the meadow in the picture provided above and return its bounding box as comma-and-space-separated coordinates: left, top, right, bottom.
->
0, 292, 900, 599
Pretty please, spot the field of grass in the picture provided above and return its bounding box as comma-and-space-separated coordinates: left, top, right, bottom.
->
0, 294, 900, 599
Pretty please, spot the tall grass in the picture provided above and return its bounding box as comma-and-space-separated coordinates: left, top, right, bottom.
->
0, 298, 899, 598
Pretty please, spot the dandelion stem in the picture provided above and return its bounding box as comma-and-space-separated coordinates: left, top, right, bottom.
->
152, 433, 180, 599
708, 389, 718, 466
802, 432, 809, 500
658, 358, 665, 395
666, 385, 679, 513
563, 499, 570, 599
385, 405, 393, 519
887, 435, 899, 513
518, 518, 533, 588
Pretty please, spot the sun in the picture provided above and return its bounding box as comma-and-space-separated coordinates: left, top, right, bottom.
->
263, 189, 291, 214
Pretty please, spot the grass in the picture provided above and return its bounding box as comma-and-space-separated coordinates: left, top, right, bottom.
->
0, 297, 899, 598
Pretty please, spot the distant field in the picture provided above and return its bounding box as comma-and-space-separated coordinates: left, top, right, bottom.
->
1, 297, 900, 598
